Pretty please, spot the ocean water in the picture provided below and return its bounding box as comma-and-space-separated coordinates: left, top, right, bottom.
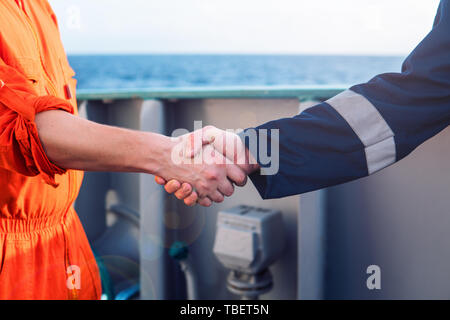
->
67, 54, 406, 90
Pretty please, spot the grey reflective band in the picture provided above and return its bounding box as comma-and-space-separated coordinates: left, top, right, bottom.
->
326, 90, 396, 174
364, 136, 396, 174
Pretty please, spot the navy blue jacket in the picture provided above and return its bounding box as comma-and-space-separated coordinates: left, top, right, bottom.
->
242, 0, 450, 199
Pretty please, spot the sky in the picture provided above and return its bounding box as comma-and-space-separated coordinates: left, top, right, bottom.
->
49, 0, 441, 55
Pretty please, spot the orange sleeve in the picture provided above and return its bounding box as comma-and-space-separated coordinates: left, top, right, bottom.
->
41, 0, 60, 28
0, 58, 74, 187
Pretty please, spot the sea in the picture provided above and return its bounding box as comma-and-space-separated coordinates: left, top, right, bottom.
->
67, 54, 406, 91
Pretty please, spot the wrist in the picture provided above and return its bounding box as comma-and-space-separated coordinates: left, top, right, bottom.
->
242, 148, 260, 174
138, 132, 177, 176
234, 130, 260, 174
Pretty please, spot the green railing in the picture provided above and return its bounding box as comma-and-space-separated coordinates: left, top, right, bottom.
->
76, 85, 347, 102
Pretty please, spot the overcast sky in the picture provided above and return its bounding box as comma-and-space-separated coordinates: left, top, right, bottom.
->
49, 0, 441, 55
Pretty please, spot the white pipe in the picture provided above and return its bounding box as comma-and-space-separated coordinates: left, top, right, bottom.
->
179, 259, 199, 300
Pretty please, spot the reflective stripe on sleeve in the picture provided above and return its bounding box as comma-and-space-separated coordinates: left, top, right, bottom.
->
326, 89, 396, 174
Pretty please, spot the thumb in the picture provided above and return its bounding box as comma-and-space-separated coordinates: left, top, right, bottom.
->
183, 130, 203, 158
185, 127, 217, 158
202, 126, 219, 145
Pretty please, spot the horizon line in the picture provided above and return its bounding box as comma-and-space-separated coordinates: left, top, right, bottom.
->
66, 52, 407, 58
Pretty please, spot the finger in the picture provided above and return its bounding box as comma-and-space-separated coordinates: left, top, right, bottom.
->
154, 176, 167, 185
226, 164, 248, 187
184, 192, 198, 207
218, 178, 234, 197
213, 151, 247, 187
203, 127, 229, 158
209, 129, 248, 166
164, 180, 181, 194
184, 129, 208, 158
201, 126, 218, 145
184, 132, 199, 158
208, 190, 224, 203
197, 197, 212, 207
174, 183, 194, 200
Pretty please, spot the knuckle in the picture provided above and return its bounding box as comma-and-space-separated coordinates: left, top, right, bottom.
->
199, 197, 211, 207
198, 181, 208, 191
205, 168, 220, 181
181, 183, 192, 194
196, 184, 209, 197
204, 125, 216, 132
175, 192, 184, 200
184, 199, 195, 207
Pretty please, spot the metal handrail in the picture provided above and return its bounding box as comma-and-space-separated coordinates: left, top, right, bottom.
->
76, 85, 346, 101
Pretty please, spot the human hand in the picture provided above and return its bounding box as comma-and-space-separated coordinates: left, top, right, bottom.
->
155, 127, 249, 206
156, 126, 259, 206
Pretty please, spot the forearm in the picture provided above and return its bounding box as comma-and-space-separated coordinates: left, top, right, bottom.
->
35, 110, 171, 175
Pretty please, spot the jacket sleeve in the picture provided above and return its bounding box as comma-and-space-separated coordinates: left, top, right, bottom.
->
0, 57, 74, 187
242, 0, 450, 199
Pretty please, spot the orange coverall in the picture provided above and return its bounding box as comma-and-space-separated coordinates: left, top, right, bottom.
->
0, 0, 101, 299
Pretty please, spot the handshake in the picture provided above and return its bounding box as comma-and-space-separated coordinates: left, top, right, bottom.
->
154, 126, 260, 207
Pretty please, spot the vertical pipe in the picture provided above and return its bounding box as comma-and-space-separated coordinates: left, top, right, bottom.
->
297, 101, 327, 300
139, 100, 167, 299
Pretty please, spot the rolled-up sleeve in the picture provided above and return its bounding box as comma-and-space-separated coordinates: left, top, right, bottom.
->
0, 58, 74, 187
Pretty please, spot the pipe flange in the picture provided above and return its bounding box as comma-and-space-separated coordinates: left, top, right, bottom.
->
226, 269, 273, 299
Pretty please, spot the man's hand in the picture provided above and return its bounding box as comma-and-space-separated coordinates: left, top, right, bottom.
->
155, 126, 259, 206
35, 111, 246, 205
154, 127, 249, 206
